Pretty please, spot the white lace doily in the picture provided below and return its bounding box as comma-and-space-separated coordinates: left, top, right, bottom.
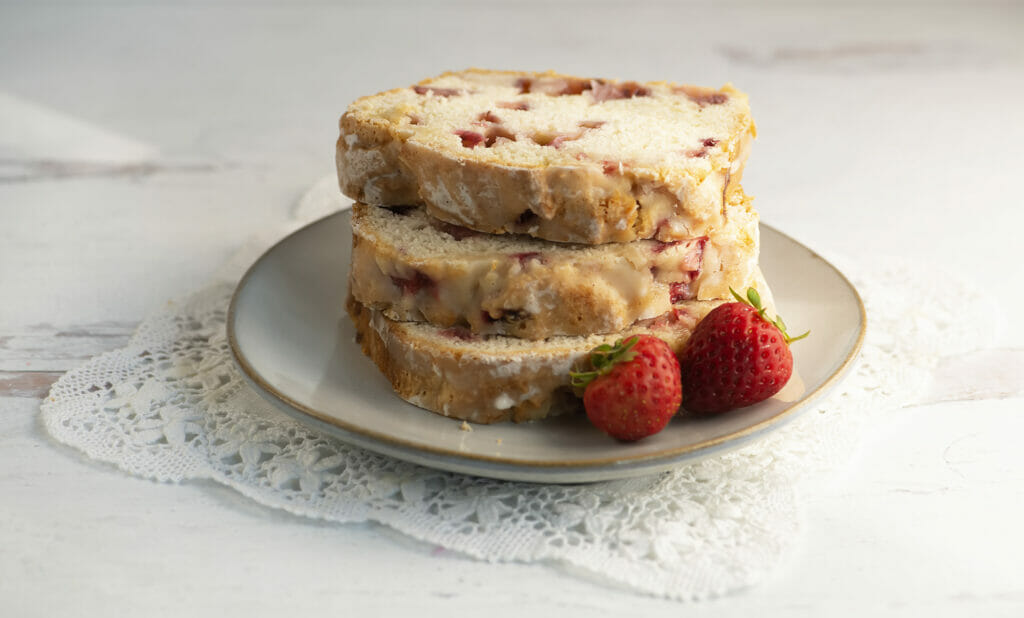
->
40, 177, 999, 601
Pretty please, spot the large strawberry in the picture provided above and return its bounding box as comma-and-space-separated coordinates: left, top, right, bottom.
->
570, 335, 682, 441
678, 288, 808, 414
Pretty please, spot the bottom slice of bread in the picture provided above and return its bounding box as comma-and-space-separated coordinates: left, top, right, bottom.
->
347, 294, 731, 423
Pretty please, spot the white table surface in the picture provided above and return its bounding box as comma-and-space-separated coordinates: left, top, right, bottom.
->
2, 1, 1023, 616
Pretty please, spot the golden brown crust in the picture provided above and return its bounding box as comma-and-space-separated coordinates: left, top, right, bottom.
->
337, 111, 420, 205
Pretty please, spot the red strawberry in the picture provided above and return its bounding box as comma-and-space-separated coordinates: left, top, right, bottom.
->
570, 335, 682, 441
678, 288, 808, 414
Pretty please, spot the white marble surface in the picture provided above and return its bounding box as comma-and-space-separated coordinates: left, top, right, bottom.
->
2, 1, 1023, 615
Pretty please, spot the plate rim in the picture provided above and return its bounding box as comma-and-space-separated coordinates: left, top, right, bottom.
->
226, 209, 866, 475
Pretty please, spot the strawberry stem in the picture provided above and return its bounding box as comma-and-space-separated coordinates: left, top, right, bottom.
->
570, 336, 639, 391
728, 287, 810, 345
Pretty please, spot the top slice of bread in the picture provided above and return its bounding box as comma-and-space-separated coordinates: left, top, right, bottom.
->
338, 68, 756, 245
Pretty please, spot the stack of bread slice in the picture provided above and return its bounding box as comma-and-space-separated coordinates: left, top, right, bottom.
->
337, 69, 770, 423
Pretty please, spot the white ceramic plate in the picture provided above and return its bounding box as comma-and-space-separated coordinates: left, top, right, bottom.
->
228, 209, 864, 483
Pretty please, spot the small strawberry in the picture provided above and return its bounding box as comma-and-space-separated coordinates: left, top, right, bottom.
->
570, 335, 682, 441
678, 288, 808, 414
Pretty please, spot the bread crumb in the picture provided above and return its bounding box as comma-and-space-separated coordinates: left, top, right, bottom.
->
496, 438, 503, 445
460, 421, 473, 432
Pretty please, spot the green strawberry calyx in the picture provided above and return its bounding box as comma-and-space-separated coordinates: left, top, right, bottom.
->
569, 336, 639, 392
729, 287, 810, 345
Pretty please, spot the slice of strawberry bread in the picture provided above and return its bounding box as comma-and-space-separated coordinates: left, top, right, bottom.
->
347, 264, 775, 424
346, 295, 722, 423
338, 69, 755, 245
348, 191, 760, 339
